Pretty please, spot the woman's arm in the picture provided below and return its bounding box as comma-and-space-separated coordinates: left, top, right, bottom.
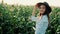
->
28, 5, 38, 21
32, 5, 38, 16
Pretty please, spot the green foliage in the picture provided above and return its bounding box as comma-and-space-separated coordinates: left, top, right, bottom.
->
0, 4, 60, 34
46, 8, 60, 34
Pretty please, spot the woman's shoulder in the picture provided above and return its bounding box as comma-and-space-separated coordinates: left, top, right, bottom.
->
42, 15, 48, 18
42, 15, 48, 21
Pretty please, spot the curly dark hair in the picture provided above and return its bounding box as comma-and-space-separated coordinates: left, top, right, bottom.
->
36, 2, 52, 15
36, 2, 52, 23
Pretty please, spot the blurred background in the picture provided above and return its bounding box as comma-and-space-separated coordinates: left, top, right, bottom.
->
0, 0, 60, 34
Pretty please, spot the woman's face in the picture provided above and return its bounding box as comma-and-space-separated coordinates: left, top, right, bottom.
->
39, 5, 46, 15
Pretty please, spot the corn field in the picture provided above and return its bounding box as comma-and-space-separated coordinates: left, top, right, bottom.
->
0, 3, 60, 34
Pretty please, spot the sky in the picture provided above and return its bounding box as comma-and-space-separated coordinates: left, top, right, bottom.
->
0, 0, 60, 7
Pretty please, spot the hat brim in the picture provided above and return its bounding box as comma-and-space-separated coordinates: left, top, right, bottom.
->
37, 2, 49, 8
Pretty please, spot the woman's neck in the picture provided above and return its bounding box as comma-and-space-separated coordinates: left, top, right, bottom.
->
37, 15, 42, 20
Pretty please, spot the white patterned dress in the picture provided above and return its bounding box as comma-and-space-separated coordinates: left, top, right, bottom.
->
31, 15, 49, 34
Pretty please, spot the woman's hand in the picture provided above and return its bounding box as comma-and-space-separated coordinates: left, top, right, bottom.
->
34, 4, 38, 9
32, 4, 38, 16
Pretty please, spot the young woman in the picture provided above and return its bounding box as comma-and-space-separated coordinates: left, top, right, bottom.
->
30, 2, 52, 34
